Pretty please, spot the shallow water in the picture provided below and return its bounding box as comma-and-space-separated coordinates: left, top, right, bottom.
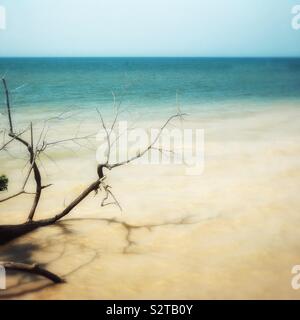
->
1, 57, 300, 111
1, 102, 300, 299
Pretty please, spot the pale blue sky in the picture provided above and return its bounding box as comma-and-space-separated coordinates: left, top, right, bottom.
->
0, 0, 299, 57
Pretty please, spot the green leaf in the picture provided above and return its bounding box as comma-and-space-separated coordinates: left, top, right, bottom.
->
0, 174, 8, 191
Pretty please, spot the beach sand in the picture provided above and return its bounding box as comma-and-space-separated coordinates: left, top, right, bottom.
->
1, 103, 300, 299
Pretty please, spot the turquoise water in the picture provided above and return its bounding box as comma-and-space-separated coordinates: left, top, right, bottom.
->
1, 58, 300, 112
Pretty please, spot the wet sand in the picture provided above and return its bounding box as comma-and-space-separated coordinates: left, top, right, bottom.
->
1, 103, 300, 299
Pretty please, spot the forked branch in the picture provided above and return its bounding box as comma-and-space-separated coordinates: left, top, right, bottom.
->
1, 78, 42, 221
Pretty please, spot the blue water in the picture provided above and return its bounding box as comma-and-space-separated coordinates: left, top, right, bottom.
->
1, 58, 300, 112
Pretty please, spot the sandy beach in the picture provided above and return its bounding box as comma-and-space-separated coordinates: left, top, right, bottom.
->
1, 102, 300, 299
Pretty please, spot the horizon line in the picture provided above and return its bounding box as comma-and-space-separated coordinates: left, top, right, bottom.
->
0, 56, 300, 59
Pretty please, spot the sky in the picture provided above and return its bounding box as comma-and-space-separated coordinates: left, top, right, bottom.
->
0, 0, 299, 57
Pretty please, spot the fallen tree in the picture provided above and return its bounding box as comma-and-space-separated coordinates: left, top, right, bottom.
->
0, 78, 185, 284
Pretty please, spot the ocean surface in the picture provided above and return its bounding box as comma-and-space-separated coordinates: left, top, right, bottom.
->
0, 58, 300, 114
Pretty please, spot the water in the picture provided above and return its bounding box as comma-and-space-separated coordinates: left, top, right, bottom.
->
1, 58, 300, 113
1, 58, 300, 299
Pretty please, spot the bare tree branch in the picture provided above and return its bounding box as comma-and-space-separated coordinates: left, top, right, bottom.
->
101, 180, 122, 211
96, 108, 111, 164
1, 78, 43, 221
0, 261, 64, 283
2, 78, 13, 132
40, 133, 96, 150
106, 112, 187, 169
0, 128, 28, 152
0, 78, 188, 288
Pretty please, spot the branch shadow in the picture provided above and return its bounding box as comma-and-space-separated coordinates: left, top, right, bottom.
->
0, 215, 198, 299
0, 222, 96, 299
61, 215, 197, 254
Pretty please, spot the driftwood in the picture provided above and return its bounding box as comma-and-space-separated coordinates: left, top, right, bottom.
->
0, 77, 185, 284
0, 261, 64, 283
